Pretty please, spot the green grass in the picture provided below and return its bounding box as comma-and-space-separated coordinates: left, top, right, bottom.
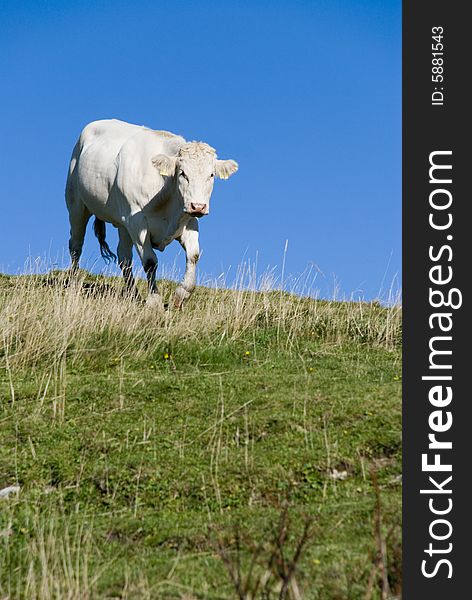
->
0, 271, 401, 599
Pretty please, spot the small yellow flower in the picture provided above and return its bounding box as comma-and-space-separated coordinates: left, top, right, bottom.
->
244, 351, 251, 356
313, 558, 321, 565
308, 367, 314, 372
164, 353, 170, 360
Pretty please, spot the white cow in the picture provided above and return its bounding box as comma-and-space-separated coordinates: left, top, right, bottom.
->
65, 119, 238, 307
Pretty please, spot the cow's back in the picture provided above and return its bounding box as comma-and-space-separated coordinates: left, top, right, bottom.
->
73, 120, 141, 202
68, 119, 185, 222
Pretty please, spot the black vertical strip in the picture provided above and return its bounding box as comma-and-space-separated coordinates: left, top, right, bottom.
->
403, 2, 469, 597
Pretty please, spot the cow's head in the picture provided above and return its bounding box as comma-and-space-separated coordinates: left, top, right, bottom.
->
152, 142, 238, 217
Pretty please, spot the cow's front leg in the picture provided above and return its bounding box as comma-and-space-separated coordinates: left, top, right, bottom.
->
117, 227, 141, 300
129, 218, 164, 310
143, 251, 165, 310
174, 218, 200, 309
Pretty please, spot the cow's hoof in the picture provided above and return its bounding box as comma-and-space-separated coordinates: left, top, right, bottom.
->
145, 294, 165, 311
173, 286, 190, 309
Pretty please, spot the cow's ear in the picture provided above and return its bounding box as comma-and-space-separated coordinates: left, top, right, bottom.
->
215, 159, 238, 180
152, 154, 177, 176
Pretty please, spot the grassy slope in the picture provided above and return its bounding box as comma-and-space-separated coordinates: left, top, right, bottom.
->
0, 272, 402, 599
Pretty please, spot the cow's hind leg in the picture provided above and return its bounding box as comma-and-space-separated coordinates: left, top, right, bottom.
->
66, 193, 91, 272
117, 227, 140, 299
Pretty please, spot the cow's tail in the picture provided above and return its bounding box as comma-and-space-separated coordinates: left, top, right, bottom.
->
93, 218, 117, 263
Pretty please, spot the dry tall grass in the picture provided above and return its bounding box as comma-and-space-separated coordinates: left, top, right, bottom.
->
12, 508, 93, 600
0, 268, 401, 374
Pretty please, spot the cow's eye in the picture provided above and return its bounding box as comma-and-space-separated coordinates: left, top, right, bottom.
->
210, 173, 214, 178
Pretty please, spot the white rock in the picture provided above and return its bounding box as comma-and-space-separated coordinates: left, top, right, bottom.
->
0, 485, 20, 499
329, 469, 348, 481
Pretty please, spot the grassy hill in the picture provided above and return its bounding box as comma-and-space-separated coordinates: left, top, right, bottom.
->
0, 271, 402, 599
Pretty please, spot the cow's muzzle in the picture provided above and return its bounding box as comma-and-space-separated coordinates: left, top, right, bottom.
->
189, 203, 208, 217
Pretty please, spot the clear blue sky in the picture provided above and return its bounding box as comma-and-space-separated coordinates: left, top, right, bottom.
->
0, 0, 401, 300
